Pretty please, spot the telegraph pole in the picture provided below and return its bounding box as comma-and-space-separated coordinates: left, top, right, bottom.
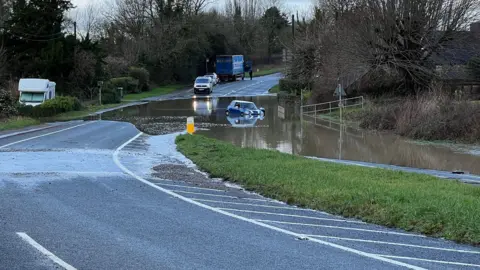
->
291, 14, 295, 40
73, 21, 77, 66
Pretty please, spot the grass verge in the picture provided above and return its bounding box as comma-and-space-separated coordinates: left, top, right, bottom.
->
0, 117, 40, 131
268, 85, 280, 93
253, 67, 283, 77
50, 102, 131, 121
176, 134, 480, 246
123, 84, 188, 101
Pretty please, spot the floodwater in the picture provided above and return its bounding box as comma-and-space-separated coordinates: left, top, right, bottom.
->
99, 95, 480, 175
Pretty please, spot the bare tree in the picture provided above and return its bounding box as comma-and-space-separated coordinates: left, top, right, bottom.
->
75, 3, 101, 39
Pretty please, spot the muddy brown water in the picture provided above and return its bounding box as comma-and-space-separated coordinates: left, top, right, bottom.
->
98, 95, 480, 175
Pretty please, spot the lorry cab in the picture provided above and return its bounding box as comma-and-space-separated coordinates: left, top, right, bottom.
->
18, 78, 56, 106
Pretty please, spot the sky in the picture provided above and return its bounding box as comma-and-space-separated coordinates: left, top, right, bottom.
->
70, 0, 314, 15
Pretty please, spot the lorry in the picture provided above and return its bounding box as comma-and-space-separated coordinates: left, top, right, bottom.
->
18, 78, 56, 106
215, 55, 245, 82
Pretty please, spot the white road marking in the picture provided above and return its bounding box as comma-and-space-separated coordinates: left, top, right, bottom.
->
308, 235, 480, 254
170, 190, 270, 201
154, 182, 226, 192
376, 254, 480, 268
0, 122, 95, 149
218, 208, 364, 224
113, 132, 426, 270
192, 198, 314, 211
0, 171, 124, 175
169, 190, 238, 198
16, 232, 77, 270
257, 219, 425, 237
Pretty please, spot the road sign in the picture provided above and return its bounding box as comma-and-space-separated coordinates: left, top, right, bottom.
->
334, 84, 346, 97
186, 117, 195, 134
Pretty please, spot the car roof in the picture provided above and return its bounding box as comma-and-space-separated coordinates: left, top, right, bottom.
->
230, 100, 254, 104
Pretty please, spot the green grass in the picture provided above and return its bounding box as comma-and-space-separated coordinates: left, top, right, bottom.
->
269, 84, 280, 93
176, 134, 480, 246
123, 84, 187, 101
0, 117, 40, 131
253, 67, 284, 77
50, 102, 131, 121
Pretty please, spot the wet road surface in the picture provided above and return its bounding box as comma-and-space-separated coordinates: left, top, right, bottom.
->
1, 120, 480, 269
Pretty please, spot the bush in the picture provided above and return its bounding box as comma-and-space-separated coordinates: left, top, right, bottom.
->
129, 67, 150, 92
110, 77, 140, 94
101, 83, 122, 104
17, 96, 82, 118
0, 88, 18, 118
359, 92, 480, 143
279, 79, 312, 95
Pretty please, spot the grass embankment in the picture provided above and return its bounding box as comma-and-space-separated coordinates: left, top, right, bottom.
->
51, 102, 131, 121
359, 93, 480, 143
0, 102, 131, 131
123, 84, 187, 101
0, 117, 40, 131
253, 67, 283, 77
268, 85, 280, 93
176, 134, 480, 246
317, 107, 364, 122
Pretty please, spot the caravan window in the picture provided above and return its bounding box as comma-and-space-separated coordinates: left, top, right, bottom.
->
20, 92, 44, 103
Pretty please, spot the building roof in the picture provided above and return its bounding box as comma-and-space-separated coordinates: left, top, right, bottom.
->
430, 30, 480, 65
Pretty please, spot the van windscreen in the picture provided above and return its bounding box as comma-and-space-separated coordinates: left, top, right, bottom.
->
20, 92, 44, 102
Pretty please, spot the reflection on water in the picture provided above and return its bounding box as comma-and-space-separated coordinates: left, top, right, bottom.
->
100, 95, 480, 175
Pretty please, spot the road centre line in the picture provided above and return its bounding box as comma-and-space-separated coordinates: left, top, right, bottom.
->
376, 254, 480, 268
192, 198, 315, 211
16, 232, 77, 270
0, 121, 95, 149
308, 235, 480, 254
218, 208, 364, 224
113, 132, 426, 270
256, 220, 425, 237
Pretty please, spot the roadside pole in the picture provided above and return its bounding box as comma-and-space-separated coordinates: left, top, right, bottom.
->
98, 81, 103, 106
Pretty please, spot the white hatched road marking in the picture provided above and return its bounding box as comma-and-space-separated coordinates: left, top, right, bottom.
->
256, 220, 425, 237
169, 190, 238, 199
219, 208, 364, 224
17, 232, 77, 270
192, 198, 314, 211
113, 132, 426, 270
376, 254, 480, 268
154, 183, 226, 192
308, 235, 480, 254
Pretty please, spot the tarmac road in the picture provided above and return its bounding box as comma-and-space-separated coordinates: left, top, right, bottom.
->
1, 120, 479, 270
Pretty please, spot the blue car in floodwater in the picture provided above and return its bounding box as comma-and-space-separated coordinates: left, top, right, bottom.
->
227, 115, 264, 128
225, 100, 265, 117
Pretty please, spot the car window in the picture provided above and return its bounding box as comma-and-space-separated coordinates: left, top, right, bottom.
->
196, 78, 209, 83
243, 103, 256, 110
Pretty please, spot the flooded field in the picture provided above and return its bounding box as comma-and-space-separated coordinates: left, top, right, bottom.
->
98, 95, 480, 175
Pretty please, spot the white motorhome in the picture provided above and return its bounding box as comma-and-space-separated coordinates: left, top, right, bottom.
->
18, 78, 56, 106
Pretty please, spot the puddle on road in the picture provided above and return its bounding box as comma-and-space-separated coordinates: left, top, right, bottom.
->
95, 95, 480, 175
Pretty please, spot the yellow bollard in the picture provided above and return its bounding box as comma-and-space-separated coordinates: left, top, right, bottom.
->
186, 116, 195, 134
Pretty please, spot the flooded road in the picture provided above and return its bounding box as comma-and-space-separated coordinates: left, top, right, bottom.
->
99, 95, 480, 175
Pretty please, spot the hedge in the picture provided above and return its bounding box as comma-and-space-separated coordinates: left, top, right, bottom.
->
129, 67, 150, 92
18, 96, 82, 118
110, 77, 140, 94
101, 82, 122, 104
279, 79, 313, 95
